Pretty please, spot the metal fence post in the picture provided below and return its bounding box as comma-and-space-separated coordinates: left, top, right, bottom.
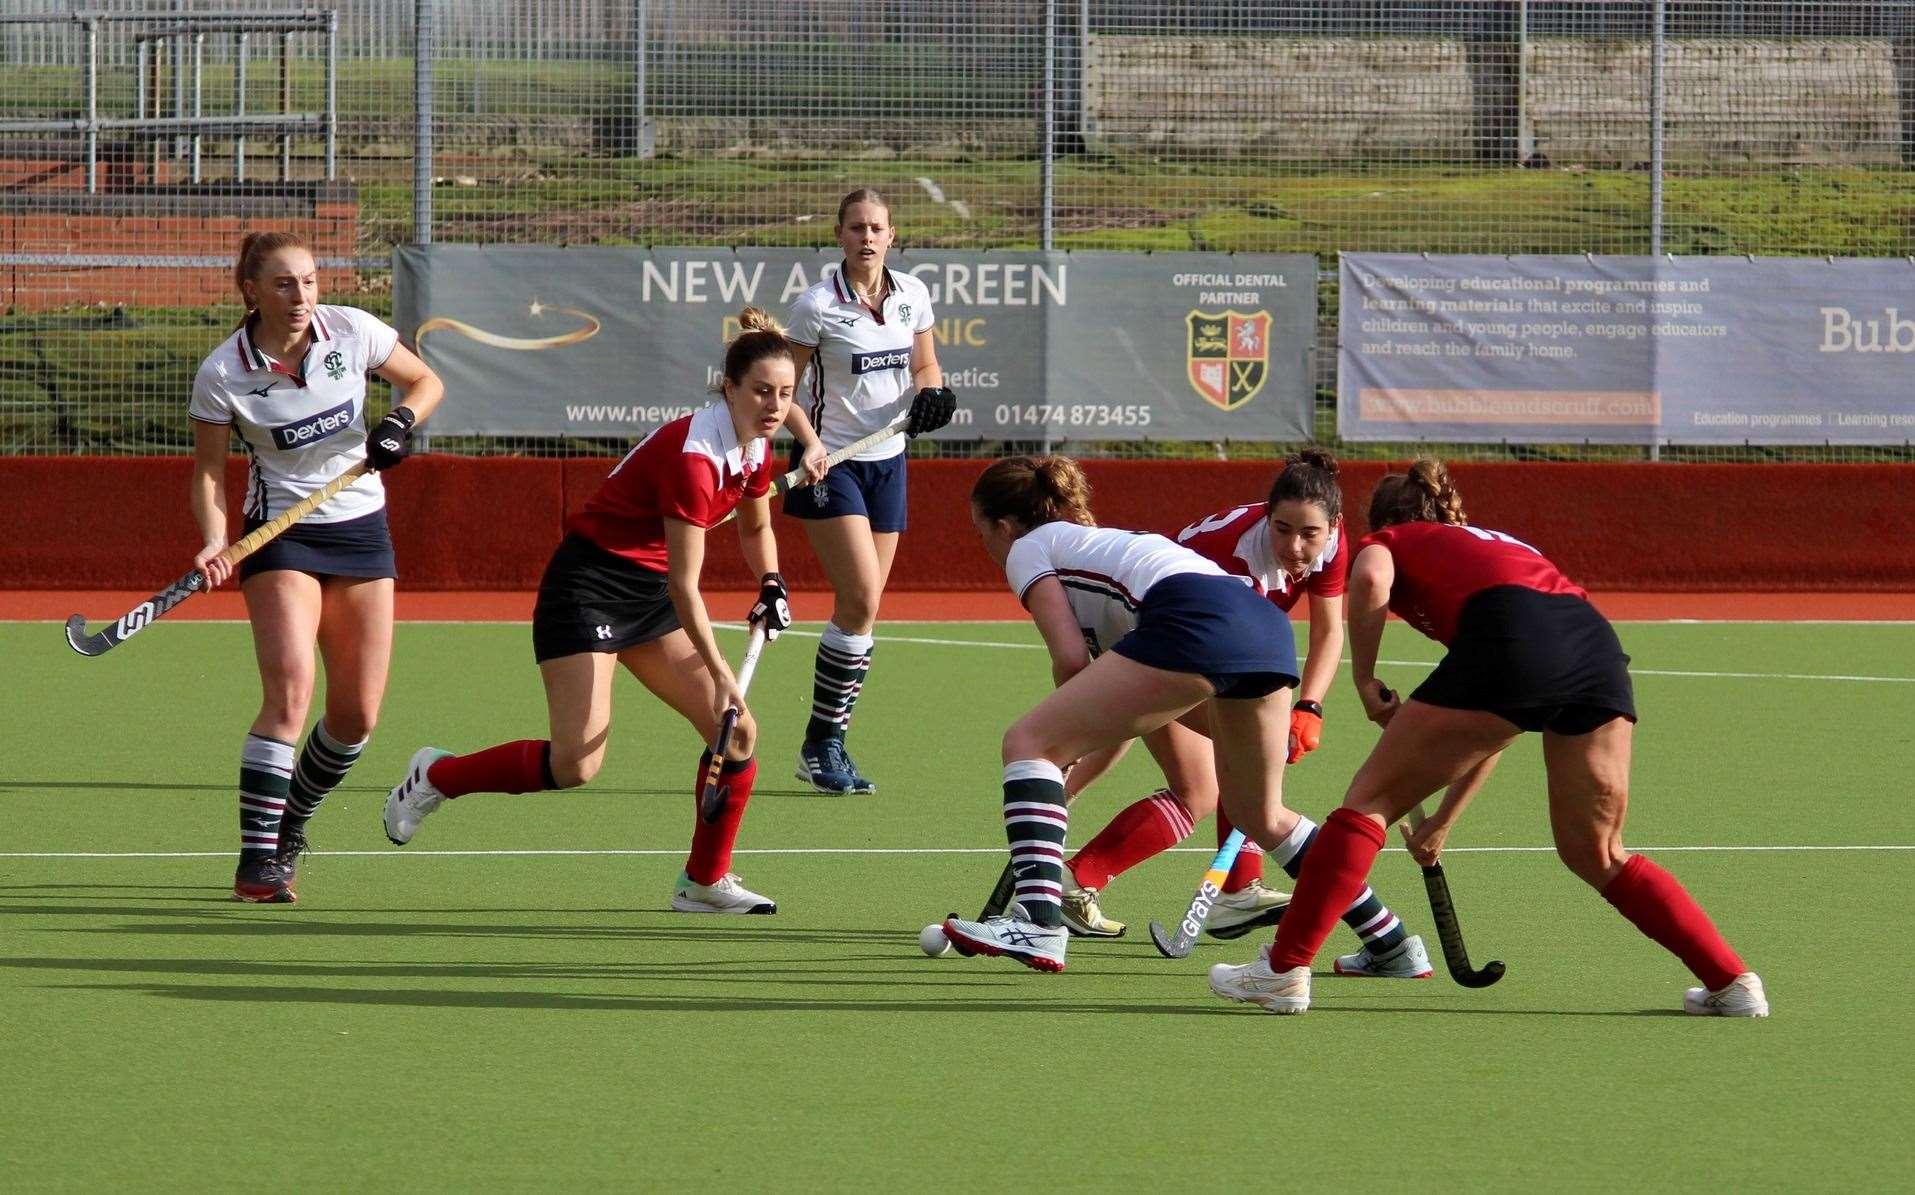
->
325, 9, 338, 180
236, 32, 248, 181
1650, 0, 1666, 256
190, 32, 204, 182
631, 0, 654, 158
279, 31, 293, 180
1040, 0, 1056, 251
415, 0, 434, 245
84, 16, 98, 193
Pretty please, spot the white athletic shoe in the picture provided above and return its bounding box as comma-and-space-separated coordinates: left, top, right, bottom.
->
671, 871, 777, 915
1684, 971, 1769, 1018
1334, 934, 1434, 979
383, 747, 453, 845
942, 912, 1068, 973
1209, 944, 1312, 1014
1205, 879, 1293, 940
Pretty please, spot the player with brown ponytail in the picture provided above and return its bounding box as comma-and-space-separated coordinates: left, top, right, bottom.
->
941, 456, 1303, 973
1055, 449, 1431, 978
1211, 458, 1767, 1016
382, 306, 828, 917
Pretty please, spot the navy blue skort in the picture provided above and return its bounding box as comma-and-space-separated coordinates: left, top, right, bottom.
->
1110, 572, 1299, 699
782, 450, 908, 533
238, 507, 397, 582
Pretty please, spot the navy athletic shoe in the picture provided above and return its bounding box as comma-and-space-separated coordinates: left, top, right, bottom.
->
795, 737, 860, 795
272, 827, 311, 886
233, 855, 297, 904
836, 741, 877, 795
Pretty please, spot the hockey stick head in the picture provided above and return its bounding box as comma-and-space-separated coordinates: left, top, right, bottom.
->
696, 709, 742, 824
1454, 958, 1507, 988
1147, 920, 1195, 959
63, 614, 106, 656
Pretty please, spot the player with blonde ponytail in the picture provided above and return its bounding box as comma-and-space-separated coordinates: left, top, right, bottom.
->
941, 455, 1304, 973
382, 306, 829, 916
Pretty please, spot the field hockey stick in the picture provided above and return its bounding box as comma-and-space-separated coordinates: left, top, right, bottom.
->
1147, 828, 1249, 959
712, 414, 910, 529
1404, 802, 1506, 988
697, 624, 770, 824
64, 462, 371, 657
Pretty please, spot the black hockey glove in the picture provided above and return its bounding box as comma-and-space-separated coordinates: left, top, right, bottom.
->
367, 406, 416, 471
748, 572, 792, 641
904, 386, 958, 438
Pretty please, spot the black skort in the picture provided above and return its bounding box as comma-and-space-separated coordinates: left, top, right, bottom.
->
238, 507, 397, 581
1411, 585, 1637, 736
531, 533, 682, 663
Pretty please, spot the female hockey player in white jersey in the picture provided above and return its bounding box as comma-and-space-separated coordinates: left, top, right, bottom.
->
941, 456, 1300, 973
189, 230, 444, 903
782, 186, 955, 796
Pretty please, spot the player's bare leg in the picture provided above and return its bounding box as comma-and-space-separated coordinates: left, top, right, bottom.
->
947, 654, 1212, 972
1551, 719, 1768, 1015
279, 576, 392, 872
230, 571, 322, 901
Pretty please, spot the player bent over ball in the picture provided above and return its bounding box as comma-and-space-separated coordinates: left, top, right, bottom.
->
1210, 460, 1768, 1015
941, 456, 1301, 973
382, 307, 828, 914
1059, 450, 1430, 979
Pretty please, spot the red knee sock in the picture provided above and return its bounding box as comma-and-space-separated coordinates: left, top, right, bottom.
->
427, 740, 555, 799
1601, 854, 1746, 991
687, 753, 756, 884
1066, 789, 1193, 890
1269, 808, 1386, 972
1218, 808, 1266, 894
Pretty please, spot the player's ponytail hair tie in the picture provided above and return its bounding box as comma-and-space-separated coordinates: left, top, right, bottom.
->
714, 305, 795, 394
1367, 457, 1469, 530
1268, 446, 1343, 523
971, 454, 1096, 531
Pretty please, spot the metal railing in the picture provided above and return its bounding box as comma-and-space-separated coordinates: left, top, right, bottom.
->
0, 8, 336, 190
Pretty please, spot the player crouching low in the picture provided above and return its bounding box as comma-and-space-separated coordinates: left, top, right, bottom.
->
381, 306, 828, 914
942, 456, 1303, 973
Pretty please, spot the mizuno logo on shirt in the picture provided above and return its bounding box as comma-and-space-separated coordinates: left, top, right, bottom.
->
852, 348, 912, 374
270, 398, 355, 450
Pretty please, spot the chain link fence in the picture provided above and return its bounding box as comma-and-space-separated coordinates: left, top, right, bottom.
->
4, 0, 1913, 461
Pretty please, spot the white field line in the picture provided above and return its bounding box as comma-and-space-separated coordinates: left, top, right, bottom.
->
17, 620, 1915, 683
2, 845, 1910, 860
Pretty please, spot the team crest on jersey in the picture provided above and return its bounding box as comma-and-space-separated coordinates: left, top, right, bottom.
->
324, 350, 346, 381
898, 303, 912, 323
1185, 310, 1270, 412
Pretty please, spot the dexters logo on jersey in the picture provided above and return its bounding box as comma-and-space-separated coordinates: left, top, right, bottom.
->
852, 348, 913, 375
271, 398, 357, 450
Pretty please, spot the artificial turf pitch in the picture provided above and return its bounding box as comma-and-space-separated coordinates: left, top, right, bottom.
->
4, 618, 1912, 1190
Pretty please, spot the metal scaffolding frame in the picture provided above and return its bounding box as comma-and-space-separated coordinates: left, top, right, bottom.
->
0, 8, 338, 192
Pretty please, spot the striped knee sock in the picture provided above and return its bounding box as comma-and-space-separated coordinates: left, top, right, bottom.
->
282, 719, 366, 835
805, 622, 873, 742
1066, 788, 1193, 890
1004, 759, 1069, 927
238, 734, 294, 862
1270, 813, 1409, 954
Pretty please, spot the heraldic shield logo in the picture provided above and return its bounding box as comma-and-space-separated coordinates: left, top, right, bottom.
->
1186, 309, 1271, 411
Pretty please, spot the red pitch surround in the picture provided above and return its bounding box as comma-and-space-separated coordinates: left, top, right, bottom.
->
3, 457, 1912, 593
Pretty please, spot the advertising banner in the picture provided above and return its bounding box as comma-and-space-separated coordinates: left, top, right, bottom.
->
394, 246, 1316, 441
1340, 253, 1915, 444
